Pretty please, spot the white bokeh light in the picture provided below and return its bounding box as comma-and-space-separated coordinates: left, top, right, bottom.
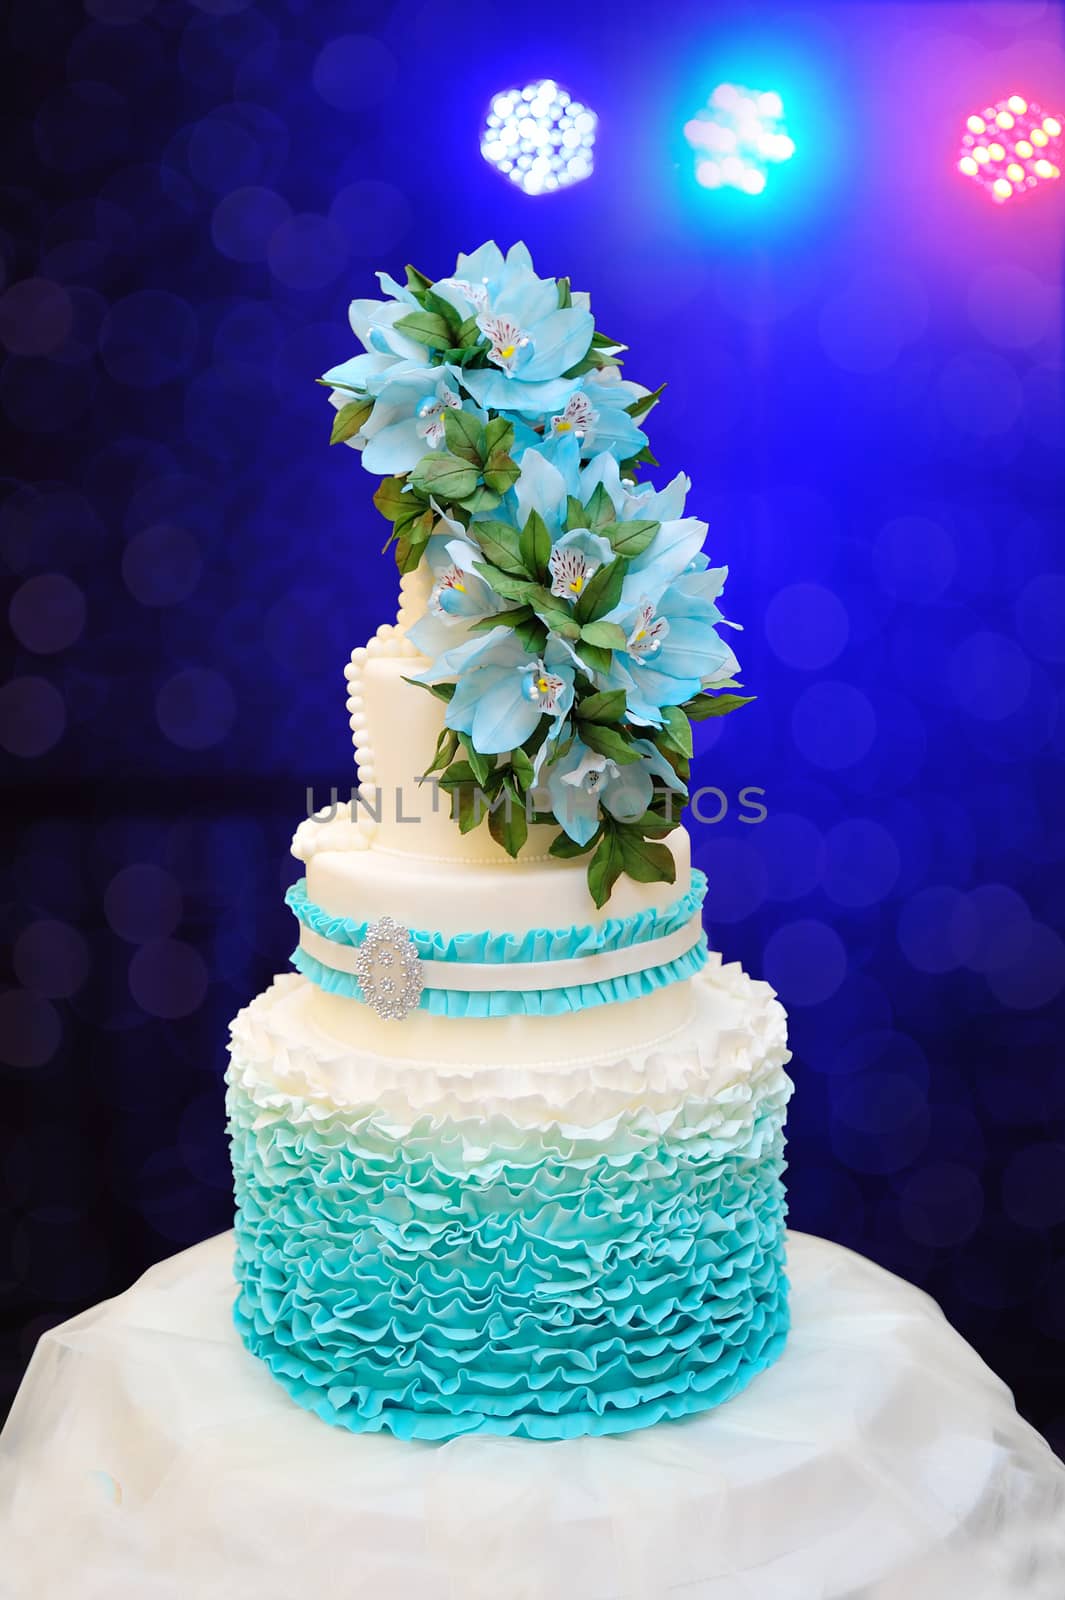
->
481, 80, 597, 195
685, 83, 795, 195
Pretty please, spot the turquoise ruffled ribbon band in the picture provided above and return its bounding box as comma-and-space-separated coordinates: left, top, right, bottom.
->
285, 871, 709, 1015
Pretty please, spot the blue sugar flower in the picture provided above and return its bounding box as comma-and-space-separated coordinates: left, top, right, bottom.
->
418, 628, 575, 755
579, 455, 692, 523
435, 242, 594, 413
405, 529, 505, 659
512, 443, 578, 532
544, 735, 688, 845
349, 294, 433, 364
362, 375, 466, 475
324, 361, 488, 476
324, 243, 597, 471
604, 568, 740, 724
616, 517, 711, 613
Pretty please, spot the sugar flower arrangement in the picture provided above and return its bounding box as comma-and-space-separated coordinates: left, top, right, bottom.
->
322, 241, 750, 905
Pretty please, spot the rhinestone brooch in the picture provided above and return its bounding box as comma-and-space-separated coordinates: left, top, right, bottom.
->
353, 915, 424, 1021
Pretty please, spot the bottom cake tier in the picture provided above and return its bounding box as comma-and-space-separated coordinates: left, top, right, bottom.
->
225, 955, 793, 1441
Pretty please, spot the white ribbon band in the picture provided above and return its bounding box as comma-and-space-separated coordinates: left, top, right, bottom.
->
298, 915, 705, 994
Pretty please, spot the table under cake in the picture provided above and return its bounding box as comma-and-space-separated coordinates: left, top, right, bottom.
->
2, 1230, 1063, 1600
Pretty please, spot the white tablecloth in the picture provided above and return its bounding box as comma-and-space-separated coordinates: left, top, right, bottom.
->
1, 1231, 1063, 1599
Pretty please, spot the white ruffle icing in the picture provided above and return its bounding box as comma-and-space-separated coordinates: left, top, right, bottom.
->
227, 954, 792, 1137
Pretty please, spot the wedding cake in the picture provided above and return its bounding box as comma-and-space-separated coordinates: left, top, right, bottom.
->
225, 242, 793, 1441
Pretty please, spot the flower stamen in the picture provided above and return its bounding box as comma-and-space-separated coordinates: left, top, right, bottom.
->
549, 547, 599, 600
627, 600, 669, 659
521, 661, 566, 713
480, 314, 530, 374
429, 565, 468, 614
551, 392, 599, 440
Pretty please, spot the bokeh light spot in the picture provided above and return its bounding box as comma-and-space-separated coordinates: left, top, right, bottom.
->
267, 214, 348, 290
1014, 573, 1065, 663
967, 264, 1053, 348
764, 582, 849, 670
755, 812, 825, 901
104, 863, 183, 944
210, 185, 290, 263
188, 111, 264, 193
873, 516, 957, 602
948, 630, 1031, 720
764, 918, 847, 1006
312, 34, 398, 112
0, 279, 73, 356
831, 1071, 930, 1175
899, 886, 977, 974
122, 524, 202, 606
819, 269, 928, 374
9, 573, 86, 654
155, 668, 236, 750
823, 818, 902, 908
328, 181, 412, 258
128, 939, 208, 1019
791, 681, 877, 769
0, 677, 66, 758
939, 350, 1023, 436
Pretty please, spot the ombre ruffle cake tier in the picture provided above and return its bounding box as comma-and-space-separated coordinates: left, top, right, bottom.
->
225, 579, 793, 1441
228, 956, 791, 1441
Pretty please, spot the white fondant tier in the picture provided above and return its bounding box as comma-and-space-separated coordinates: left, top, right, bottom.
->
6, 1231, 1063, 1598
229, 953, 778, 1107
302, 980, 696, 1065
295, 808, 692, 934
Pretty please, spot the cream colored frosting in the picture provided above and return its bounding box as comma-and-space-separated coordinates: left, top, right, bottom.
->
233, 956, 789, 1109
302, 979, 697, 1066
299, 819, 691, 933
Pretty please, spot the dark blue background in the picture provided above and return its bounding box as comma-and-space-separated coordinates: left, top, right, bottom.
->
2, 0, 1064, 1449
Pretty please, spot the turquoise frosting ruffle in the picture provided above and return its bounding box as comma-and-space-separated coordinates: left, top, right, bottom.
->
289, 936, 710, 1017
227, 1065, 790, 1441
286, 870, 706, 965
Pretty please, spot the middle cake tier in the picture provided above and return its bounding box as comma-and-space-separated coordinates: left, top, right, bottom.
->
289, 810, 708, 1063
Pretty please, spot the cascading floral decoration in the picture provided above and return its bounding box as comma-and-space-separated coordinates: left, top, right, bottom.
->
322, 241, 751, 906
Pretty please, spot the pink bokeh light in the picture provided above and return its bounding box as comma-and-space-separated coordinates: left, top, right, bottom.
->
958, 94, 1062, 204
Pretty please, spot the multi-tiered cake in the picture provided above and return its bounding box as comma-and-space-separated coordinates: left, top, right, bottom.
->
226, 242, 792, 1440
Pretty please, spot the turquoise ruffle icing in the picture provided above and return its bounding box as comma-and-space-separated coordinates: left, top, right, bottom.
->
289, 936, 710, 1017
227, 1058, 790, 1441
285, 870, 707, 965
